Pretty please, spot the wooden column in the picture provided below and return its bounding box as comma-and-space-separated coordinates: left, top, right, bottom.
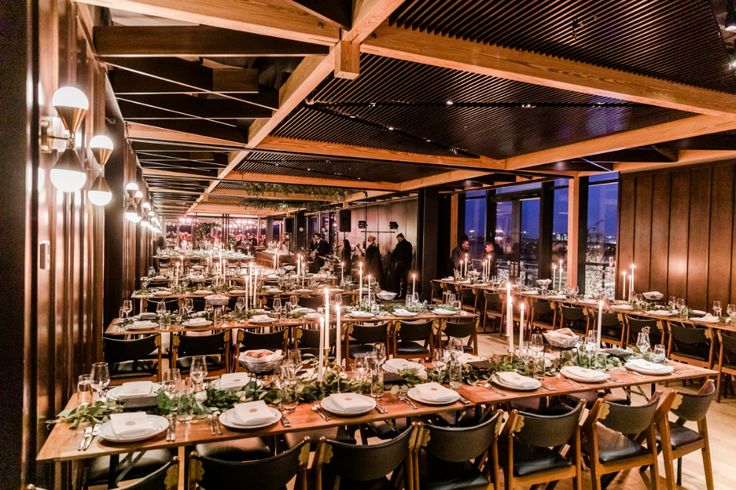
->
567, 176, 581, 288
449, 194, 459, 257
417, 188, 439, 299
539, 182, 554, 280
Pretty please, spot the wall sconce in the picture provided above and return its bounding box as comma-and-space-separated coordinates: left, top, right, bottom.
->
87, 134, 113, 206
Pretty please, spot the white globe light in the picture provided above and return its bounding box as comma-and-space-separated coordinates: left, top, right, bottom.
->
89, 134, 113, 150
88, 175, 112, 206
49, 149, 87, 193
124, 203, 139, 222
52, 86, 89, 110
125, 182, 139, 193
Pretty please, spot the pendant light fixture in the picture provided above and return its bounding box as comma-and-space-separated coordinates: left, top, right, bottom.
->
48, 87, 88, 193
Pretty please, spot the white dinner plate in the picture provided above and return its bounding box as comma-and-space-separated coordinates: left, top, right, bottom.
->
320, 394, 376, 416
349, 311, 374, 319
406, 386, 460, 405
611, 304, 634, 310
230, 289, 247, 294
491, 374, 542, 391
392, 310, 417, 317
559, 366, 609, 383
430, 308, 459, 315
692, 310, 707, 317
182, 319, 213, 327
98, 415, 169, 443
647, 310, 675, 317
107, 383, 161, 401
624, 360, 674, 375
218, 407, 281, 430
128, 321, 158, 330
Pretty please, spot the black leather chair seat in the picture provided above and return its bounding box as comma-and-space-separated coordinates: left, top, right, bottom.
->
176, 354, 223, 371
86, 449, 175, 484
673, 348, 709, 362
396, 340, 429, 354
419, 455, 489, 490
656, 423, 703, 449
109, 360, 158, 378
589, 424, 649, 463
512, 444, 571, 477
195, 437, 271, 461
363, 419, 410, 440
348, 343, 375, 357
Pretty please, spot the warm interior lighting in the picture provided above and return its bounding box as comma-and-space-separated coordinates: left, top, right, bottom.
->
727, 1, 736, 32
51, 86, 88, 134
124, 202, 140, 222
89, 134, 113, 166
88, 174, 112, 206
49, 148, 87, 193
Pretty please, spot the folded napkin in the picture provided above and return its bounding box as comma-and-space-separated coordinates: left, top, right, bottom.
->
139, 312, 157, 320
695, 313, 719, 323
116, 381, 154, 400
495, 371, 539, 389
293, 307, 316, 314
626, 358, 671, 372
185, 317, 210, 326
350, 311, 374, 318
218, 373, 250, 389
232, 401, 274, 425
131, 320, 156, 329
250, 314, 274, 323
382, 358, 425, 374
193, 289, 211, 294
110, 412, 154, 438
414, 382, 458, 402
647, 309, 673, 316
392, 308, 416, 317
560, 366, 608, 382
431, 308, 457, 315
328, 393, 374, 412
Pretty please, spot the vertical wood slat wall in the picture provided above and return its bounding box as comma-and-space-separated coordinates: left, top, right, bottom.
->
617, 161, 736, 310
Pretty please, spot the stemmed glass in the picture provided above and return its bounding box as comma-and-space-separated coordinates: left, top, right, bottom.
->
728, 303, 736, 321
530, 333, 544, 355
676, 298, 687, 317
156, 301, 168, 316
190, 356, 208, 390
372, 342, 387, 366
141, 277, 150, 290
636, 332, 650, 356
184, 298, 194, 316
668, 296, 678, 311
90, 362, 110, 403
272, 296, 283, 319
121, 300, 133, 319
289, 294, 299, 310
713, 300, 722, 318
235, 296, 246, 317
162, 369, 181, 401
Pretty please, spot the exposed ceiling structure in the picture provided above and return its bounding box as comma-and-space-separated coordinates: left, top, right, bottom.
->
76, 0, 736, 217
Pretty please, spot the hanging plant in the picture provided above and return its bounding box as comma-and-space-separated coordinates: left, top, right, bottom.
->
236, 182, 352, 202
239, 198, 330, 212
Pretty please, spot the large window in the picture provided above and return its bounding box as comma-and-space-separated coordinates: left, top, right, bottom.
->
585, 173, 618, 296
520, 197, 540, 282
553, 179, 569, 289
463, 190, 487, 261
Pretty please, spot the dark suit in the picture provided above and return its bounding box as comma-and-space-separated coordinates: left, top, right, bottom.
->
389, 239, 413, 298
449, 246, 465, 275
365, 243, 382, 284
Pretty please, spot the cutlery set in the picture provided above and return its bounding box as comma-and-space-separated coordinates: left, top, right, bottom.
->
207, 413, 222, 435
78, 423, 100, 451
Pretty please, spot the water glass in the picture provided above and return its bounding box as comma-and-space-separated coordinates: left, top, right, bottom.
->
530, 351, 546, 380
653, 344, 666, 363
156, 301, 168, 316
280, 378, 298, 412
530, 333, 544, 355
176, 378, 195, 423
273, 296, 282, 317
353, 354, 371, 386
636, 332, 651, 355
190, 356, 208, 389
78, 374, 93, 407
713, 300, 722, 318
289, 295, 299, 310
90, 362, 110, 402
372, 343, 387, 365
432, 347, 447, 368
122, 299, 133, 318
448, 359, 462, 389
728, 304, 736, 321
370, 368, 384, 398
162, 368, 181, 400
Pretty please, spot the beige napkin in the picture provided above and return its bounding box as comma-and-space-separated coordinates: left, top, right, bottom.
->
186, 317, 210, 326
232, 401, 274, 425
414, 382, 458, 402
110, 412, 154, 437
495, 371, 539, 389
328, 393, 374, 412
695, 313, 719, 323
131, 320, 155, 329
625, 358, 672, 373
116, 381, 154, 399
382, 358, 425, 374
218, 373, 249, 389
560, 366, 608, 382
250, 314, 274, 323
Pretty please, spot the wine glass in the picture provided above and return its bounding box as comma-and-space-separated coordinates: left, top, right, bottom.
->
636, 332, 650, 355
713, 300, 722, 318
273, 296, 283, 318
90, 362, 110, 402
372, 343, 387, 365
333, 292, 343, 306
235, 296, 245, 316
141, 277, 150, 290
162, 369, 181, 400
156, 301, 168, 317
728, 303, 736, 321
289, 294, 299, 310
122, 299, 133, 318
184, 298, 194, 316
190, 356, 208, 389
668, 296, 677, 310
530, 333, 544, 355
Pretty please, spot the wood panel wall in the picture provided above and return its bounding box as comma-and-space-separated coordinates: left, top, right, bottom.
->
617, 160, 736, 310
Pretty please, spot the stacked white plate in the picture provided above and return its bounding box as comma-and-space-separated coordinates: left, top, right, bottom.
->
492, 372, 542, 391
407, 382, 460, 405
320, 393, 376, 416
108, 381, 161, 401
98, 413, 169, 443
560, 366, 609, 383
431, 308, 458, 315
250, 314, 275, 323
392, 308, 417, 317
624, 358, 674, 375
219, 401, 281, 430
646, 310, 675, 317
129, 320, 157, 330
349, 310, 374, 319
183, 318, 212, 327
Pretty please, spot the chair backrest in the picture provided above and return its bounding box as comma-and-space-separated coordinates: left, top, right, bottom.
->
176, 331, 228, 358
601, 392, 660, 435
115, 459, 177, 490
673, 380, 716, 422
444, 318, 475, 338
146, 299, 179, 314
239, 329, 287, 351
351, 322, 389, 344
298, 326, 337, 349
425, 411, 501, 462
560, 305, 585, 321
325, 427, 412, 482
626, 316, 658, 341
669, 322, 709, 345
532, 299, 553, 317
431, 281, 443, 298
720, 331, 736, 365
104, 335, 159, 365
516, 401, 583, 448
340, 293, 354, 306
600, 312, 621, 328
397, 320, 433, 341
193, 439, 308, 490
299, 295, 323, 308
484, 291, 503, 311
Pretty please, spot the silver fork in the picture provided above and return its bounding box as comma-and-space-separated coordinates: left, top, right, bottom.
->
311, 403, 331, 421
398, 394, 417, 409
484, 382, 507, 397
78, 426, 93, 451
375, 402, 388, 414
207, 414, 216, 435
280, 411, 292, 428
541, 383, 556, 391
559, 374, 584, 388
166, 415, 177, 442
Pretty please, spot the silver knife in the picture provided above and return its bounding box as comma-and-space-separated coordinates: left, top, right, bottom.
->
78, 426, 93, 451
83, 423, 101, 451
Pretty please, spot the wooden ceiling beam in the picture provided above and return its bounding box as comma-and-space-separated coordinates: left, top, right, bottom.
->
503, 115, 736, 170
285, 0, 352, 29
118, 95, 273, 119
399, 170, 492, 192
76, 0, 340, 45
257, 136, 504, 169
94, 25, 328, 57
208, 188, 331, 201
613, 149, 736, 173
128, 119, 248, 144
363, 25, 736, 119
126, 121, 247, 148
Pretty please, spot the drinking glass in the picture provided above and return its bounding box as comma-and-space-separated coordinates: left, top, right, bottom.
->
184, 298, 194, 316
176, 378, 194, 423
90, 362, 110, 402
448, 337, 464, 357
727, 304, 736, 321
141, 277, 150, 290
370, 368, 385, 398
653, 344, 666, 363
713, 300, 722, 318
333, 292, 343, 306
273, 296, 282, 317
190, 356, 208, 389
636, 332, 650, 355
235, 296, 245, 316
530, 333, 544, 355
122, 299, 133, 318
448, 359, 462, 389
531, 351, 546, 380
287, 348, 302, 370
280, 378, 298, 412
156, 301, 168, 316
447, 293, 456, 306
353, 354, 371, 387
77, 374, 93, 407
289, 295, 299, 310
162, 369, 181, 400
372, 343, 387, 365
668, 296, 678, 310
432, 347, 447, 369
453, 299, 463, 310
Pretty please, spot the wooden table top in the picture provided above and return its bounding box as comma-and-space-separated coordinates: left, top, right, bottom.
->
36, 362, 715, 463
131, 289, 359, 300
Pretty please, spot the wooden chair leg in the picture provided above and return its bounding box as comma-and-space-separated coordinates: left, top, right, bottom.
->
700, 422, 715, 490
647, 427, 660, 489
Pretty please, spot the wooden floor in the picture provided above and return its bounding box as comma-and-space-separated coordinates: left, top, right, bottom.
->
478, 332, 735, 490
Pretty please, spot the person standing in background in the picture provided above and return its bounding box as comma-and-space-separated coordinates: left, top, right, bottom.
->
448, 235, 470, 276
365, 235, 382, 285
389, 233, 413, 298
340, 238, 352, 278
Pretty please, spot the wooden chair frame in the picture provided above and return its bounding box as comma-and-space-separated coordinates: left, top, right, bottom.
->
391, 320, 435, 362
716, 330, 736, 402
171, 330, 231, 374
666, 322, 714, 369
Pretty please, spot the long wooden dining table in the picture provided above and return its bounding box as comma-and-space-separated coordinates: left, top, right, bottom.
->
36, 361, 715, 463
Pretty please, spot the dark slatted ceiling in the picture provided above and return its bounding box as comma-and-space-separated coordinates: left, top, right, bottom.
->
275, 55, 689, 159
390, 0, 736, 93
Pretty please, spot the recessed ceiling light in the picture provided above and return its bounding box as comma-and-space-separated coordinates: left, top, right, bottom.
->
307, 168, 311, 171
445, 100, 454, 106
425, 138, 432, 143
388, 126, 395, 131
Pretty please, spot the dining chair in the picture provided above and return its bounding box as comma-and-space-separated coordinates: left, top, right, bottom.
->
414, 410, 503, 490
345, 321, 391, 364
559, 305, 588, 335
295, 325, 337, 361
582, 392, 662, 490
430, 281, 445, 304
439, 317, 479, 355
110, 457, 178, 490
189, 438, 310, 490
482, 290, 504, 333
625, 316, 661, 348
298, 295, 323, 309
103, 335, 162, 382
172, 330, 230, 374
666, 322, 714, 368
500, 401, 584, 490
599, 312, 626, 347
715, 330, 736, 401
457, 285, 478, 313
81, 450, 176, 490
393, 319, 434, 361
656, 380, 716, 490
530, 298, 556, 331
315, 426, 415, 490
236, 328, 289, 369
